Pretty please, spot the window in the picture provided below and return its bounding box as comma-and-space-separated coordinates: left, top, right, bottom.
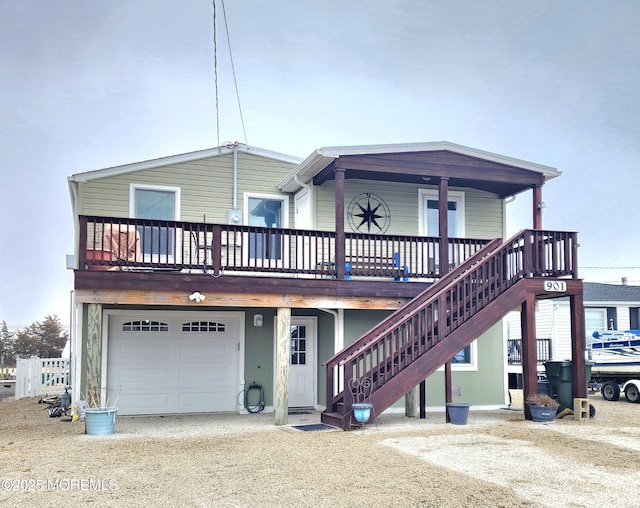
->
130, 185, 180, 261
290, 325, 307, 365
585, 308, 607, 336
182, 321, 226, 332
245, 194, 288, 261
122, 320, 169, 332
419, 189, 465, 237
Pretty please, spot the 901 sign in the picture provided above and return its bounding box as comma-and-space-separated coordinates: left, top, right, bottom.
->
544, 281, 567, 292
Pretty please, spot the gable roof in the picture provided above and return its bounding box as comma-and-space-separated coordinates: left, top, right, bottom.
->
68, 143, 302, 183
278, 141, 561, 197
584, 282, 640, 304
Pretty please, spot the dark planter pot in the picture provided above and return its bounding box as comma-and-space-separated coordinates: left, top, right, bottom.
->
529, 404, 558, 422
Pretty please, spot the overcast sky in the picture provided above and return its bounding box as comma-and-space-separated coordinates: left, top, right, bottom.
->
2, 1, 639, 328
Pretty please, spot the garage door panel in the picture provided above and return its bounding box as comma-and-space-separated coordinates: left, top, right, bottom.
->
117, 342, 172, 361
113, 367, 171, 389
178, 341, 233, 361
117, 393, 171, 415
107, 312, 241, 415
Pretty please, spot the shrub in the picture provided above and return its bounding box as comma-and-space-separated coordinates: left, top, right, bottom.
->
526, 393, 560, 408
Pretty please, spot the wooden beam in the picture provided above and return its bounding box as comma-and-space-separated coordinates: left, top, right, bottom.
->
335, 168, 346, 280
74, 289, 409, 310
274, 307, 291, 425
86, 303, 102, 407
570, 290, 587, 399
533, 185, 543, 229
439, 177, 449, 275
405, 386, 418, 417
521, 293, 537, 420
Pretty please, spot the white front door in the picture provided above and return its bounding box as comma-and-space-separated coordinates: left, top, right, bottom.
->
287, 317, 316, 408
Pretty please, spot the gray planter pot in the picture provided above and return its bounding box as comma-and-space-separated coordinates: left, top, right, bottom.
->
529, 404, 558, 422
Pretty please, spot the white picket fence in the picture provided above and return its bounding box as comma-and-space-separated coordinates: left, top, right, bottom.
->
15, 357, 70, 400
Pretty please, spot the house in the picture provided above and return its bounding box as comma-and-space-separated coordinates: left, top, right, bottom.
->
506, 281, 640, 386
67, 141, 588, 428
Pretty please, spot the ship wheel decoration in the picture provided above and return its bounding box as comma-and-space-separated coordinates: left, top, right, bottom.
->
347, 193, 391, 233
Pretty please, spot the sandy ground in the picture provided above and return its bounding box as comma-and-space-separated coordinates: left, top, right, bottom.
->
1, 388, 640, 507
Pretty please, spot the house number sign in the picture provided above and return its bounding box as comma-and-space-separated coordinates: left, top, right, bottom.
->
544, 281, 567, 292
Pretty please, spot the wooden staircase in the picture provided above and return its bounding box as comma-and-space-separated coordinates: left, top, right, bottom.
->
321, 229, 578, 430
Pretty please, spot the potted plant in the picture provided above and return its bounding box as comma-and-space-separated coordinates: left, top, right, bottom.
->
526, 393, 560, 422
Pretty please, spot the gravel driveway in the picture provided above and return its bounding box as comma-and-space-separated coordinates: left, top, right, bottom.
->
1, 390, 639, 507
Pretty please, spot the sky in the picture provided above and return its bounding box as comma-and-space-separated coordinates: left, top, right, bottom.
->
2, 0, 640, 328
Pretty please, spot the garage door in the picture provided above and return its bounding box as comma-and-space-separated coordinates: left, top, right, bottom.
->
106, 311, 243, 416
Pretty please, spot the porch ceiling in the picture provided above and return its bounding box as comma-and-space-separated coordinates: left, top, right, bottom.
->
278, 142, 560, 198
318, 151, 545, 198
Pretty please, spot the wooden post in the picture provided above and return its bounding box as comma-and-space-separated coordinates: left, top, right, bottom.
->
334, 167, 346, 280
570, 289, 587, 399
438, 177, 450, 276
521, 294, 537, 420
405, 386, 418, 417
274, 307, 291, 425
86, 303, 103, 407
533, 185, 543, 230
419, 380, 426, 419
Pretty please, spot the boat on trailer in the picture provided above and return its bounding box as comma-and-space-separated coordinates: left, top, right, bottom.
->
589, 330, 640, 372
588, 331, 640, 402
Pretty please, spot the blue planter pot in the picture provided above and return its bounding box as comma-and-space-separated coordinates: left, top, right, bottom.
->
85, 407, 118, 435
352, 403, 372, 423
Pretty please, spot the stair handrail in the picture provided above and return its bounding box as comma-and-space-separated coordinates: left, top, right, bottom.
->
323, 229, 579, 416
323, 238, 503, 370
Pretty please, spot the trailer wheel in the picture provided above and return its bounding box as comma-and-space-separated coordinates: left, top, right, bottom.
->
602, 381, 620, 401
625, 383, 640, 403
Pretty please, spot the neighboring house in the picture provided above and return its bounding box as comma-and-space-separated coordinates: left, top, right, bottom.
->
67, 141, 587, 427
505, 281, 640, 386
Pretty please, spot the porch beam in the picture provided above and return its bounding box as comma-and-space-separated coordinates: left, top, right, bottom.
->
274, 307, 291, 426
333, 155, 545, 185
74, 289, 409, 310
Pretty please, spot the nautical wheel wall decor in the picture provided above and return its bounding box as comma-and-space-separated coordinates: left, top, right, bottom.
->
347, 193, 391, 233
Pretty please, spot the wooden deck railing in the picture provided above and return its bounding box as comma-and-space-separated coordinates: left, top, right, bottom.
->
323, 229, 578, 417
78, 215, 491, 278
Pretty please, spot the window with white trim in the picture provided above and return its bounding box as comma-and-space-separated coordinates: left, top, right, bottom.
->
130, 184, 180, 260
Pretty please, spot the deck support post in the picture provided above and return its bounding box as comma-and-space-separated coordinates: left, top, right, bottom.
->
86, 303, 103, 407
570, 289, 587, 399
274, 307, 291, 426
405, 386, 418, 417
521, 293, 538, 420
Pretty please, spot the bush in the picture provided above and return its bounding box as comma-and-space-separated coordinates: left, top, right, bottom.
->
526, 393, 560, 408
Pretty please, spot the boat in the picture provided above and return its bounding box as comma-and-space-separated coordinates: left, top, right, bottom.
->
589, 330, 640, 376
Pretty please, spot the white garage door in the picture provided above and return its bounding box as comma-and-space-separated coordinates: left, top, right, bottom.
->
106, 311, 243, 416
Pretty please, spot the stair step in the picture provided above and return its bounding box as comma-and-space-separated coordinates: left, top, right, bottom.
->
321, 411, 349, 430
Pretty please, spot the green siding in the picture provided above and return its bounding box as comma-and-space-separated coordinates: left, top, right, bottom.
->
342, 310, 506, 408
77, 152, 297, 222
314, 180, 503, 239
